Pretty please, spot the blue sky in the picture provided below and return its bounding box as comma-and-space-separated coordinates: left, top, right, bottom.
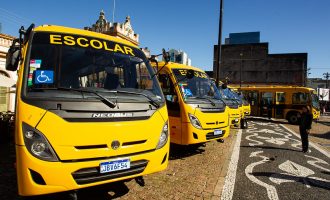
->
1, 0, 329, 78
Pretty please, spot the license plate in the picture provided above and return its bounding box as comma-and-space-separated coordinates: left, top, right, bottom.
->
214, 129, 222, 135
100, 158, 130, 174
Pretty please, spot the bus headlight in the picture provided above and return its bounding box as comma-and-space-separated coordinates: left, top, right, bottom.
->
188, 113, 202, 129
156, 121, 169, 149
22, 123, 59, 162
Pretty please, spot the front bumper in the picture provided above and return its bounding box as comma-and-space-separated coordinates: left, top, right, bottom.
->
16, 142, 169, 196
180, 123, 230, 145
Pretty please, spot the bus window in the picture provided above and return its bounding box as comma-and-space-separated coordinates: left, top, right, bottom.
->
292, 92, 309, 104
244, 91, 258, 116
261, 92, 273, 118
159, 73, 180, 116
275, 92, 286, 118
276, 92, 286, 103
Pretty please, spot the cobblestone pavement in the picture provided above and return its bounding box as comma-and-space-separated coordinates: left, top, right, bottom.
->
0, 129, 238, 200
284, 115, 330, 153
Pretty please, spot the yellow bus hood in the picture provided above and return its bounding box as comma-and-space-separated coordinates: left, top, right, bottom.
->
35, 111, 166, 161
193, 107, 229, 129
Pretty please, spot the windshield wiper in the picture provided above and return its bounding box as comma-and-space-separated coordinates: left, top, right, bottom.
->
109, 90, 160, 108
32, 87, 117, 108
189, 96, 216, 106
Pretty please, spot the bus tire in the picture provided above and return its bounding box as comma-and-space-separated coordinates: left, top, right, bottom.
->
287, 112, 299, 124
241, 118, 248, 129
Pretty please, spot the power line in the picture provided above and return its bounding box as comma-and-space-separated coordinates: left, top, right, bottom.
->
0, 13, 27, 25
0, 7, 33, 23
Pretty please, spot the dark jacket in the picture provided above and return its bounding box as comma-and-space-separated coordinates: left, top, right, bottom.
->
299, 112, 313, 129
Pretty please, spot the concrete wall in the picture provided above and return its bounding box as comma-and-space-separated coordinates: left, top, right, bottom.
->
213, 43, 307, 86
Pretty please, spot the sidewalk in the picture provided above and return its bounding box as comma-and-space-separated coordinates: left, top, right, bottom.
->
284, 115, 330, 153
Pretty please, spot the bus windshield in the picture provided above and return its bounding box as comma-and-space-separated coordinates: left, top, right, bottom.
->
24, 32, 164, 104
311, 93, 320, 110
172, 69, 222, 102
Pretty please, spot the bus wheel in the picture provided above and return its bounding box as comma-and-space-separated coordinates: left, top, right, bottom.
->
287, 112, 299, 124
241, 118, 248, 129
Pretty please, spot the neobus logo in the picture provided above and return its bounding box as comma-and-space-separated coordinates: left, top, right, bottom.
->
92, 113, 134, 118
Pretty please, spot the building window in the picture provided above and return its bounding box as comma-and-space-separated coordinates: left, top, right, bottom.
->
0, 87, 8, 112
0, 71, 9, 112
292, 92, 309, 104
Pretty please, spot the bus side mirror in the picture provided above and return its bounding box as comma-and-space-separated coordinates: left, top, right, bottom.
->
6, 39, 20, 71
162, 48, 170, 63
186, 69, 194, 79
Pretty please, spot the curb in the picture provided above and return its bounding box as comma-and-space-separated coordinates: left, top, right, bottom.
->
212, 128, 239, 198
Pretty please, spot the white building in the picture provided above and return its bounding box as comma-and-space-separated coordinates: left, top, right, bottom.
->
0, 33, 16, 112
167, 49, 191, 66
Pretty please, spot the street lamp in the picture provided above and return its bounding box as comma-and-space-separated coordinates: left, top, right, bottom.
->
324, 72, 329, 88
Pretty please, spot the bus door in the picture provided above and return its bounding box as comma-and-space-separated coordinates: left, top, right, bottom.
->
159, 73, 182, 144
260, 92, 273, 118
275, 92, 286, 119
245, 90, 259, 116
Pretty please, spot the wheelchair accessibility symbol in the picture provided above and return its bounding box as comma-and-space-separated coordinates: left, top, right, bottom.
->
35, 70, 54, 84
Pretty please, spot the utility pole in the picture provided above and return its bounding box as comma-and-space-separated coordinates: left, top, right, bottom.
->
324, 72, 330, 88
215, 0, 224, 87
240, 53, 243, 87
112, 0, 116, 23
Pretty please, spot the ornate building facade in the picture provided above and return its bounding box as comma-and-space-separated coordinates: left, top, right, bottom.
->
84, 10, 140, 46
0, 33, 16, 112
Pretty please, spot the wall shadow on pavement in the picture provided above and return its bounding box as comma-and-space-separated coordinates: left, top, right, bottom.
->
310, 131, 330, 140
248, 118, 289, 125
169, 143, 205, 160
316, 120, 330, 127
241, 145, 302, 153
321, 171, 330, 176
251, 172, 330, 190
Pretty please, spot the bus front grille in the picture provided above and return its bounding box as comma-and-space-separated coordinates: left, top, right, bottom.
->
206, 130, 225, 140
72, 160, 148, 185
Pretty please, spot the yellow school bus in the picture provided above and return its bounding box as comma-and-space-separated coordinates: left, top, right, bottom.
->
152, 62, 230, 145
242, 100, 251, 116
6, 24, 169, 197
218, 87, 243, 128
240, 86, 320, 124
229, 87, 251, 116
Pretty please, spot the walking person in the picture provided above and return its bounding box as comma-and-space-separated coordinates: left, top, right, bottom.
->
298, 106, 313, 153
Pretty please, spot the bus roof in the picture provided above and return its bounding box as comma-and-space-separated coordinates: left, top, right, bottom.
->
33, 24, 137, 48
152, 62, 205, 73
238, 85, 315, 91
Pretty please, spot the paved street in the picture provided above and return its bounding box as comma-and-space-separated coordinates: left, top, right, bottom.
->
222, 120, 330, 200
